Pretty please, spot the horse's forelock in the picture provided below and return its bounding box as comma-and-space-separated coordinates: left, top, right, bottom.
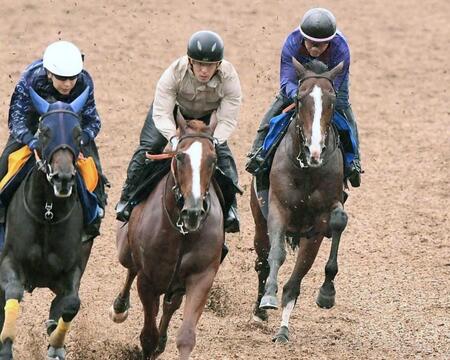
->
185, 120, 209, 133
47, 101, 74, 112
303, 60, 329, 75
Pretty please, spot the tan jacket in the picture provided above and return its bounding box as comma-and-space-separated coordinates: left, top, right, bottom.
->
153, 56, 242, 144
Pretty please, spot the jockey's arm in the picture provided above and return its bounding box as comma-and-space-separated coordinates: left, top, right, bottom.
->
213, 66, 242, 144
8, 76, 36, 146
280, 34, 300, 100
153, 65, 178, 141
80, 74, 101, 143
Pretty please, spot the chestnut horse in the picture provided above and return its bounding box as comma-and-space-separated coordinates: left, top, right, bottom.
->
251, 59, 348, 343
110, 114, 223, 359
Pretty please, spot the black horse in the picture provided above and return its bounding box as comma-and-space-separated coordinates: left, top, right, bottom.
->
0, 87, 93, 359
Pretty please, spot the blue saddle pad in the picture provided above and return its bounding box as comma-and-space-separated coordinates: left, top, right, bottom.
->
262, 110, 294, 153
332, 111, 357, 168
261, 110, 358, 171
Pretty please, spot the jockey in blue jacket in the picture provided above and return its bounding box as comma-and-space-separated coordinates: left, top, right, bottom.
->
246, 8, 362, 187
0, 41, 107, 241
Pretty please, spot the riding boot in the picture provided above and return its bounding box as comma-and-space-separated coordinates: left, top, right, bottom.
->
342, 106, 362, 187
224, 196, 240, 233
216, 143, 241, 233
115, 151, 149, 222
116, 104, 168, 222
245, 93, 292, 175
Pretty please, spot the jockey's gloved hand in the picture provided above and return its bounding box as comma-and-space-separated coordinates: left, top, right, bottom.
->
170, 136, 179, 151
27, 138, 39, 151
290, 91, 298, 103
80, 130, 92, 146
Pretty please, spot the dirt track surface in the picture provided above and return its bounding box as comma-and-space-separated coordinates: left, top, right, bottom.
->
0, 1, 449, 359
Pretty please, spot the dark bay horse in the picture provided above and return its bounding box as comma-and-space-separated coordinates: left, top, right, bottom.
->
0, 87, 93, 359
110, 114, 224, 360
251, 59, 348, 343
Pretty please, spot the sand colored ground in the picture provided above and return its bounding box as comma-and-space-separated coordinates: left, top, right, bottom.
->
0, 0, 449, 359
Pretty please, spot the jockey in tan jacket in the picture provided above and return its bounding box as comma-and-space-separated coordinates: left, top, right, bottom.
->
116, 31, 243, 233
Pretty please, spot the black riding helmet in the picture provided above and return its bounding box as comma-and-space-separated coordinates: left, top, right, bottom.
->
187, 30, 224, 63
299, 8, 337, 42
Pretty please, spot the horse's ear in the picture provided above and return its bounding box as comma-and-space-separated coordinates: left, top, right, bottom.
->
176, 108, 187, 134
327, 61, 344, 80
292, 57, 306, 79
29, 87, 50, 115
70, 86, 90, 113
208, 111, 218, 135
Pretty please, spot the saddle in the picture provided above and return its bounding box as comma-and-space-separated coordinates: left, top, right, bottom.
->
129, 158, 241, 217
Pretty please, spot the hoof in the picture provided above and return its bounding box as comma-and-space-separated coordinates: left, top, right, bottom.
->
47, 346, 66, 360
0, 339, 13, 360
252, 305, 268, 323
316, 287, 335, 309
272, 326, 289, 344
155, 334, 168, 355
109, 305, 129, 323
259, 294, 278, 310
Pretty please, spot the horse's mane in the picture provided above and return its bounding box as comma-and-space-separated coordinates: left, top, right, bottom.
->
186, 119, 210, 133
304, 60, 329, 75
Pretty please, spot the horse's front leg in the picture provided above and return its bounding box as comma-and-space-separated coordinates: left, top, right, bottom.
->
260, 201, 288, 310
316, 203, 348, 309
177, 269, 216, 360
273, 233, 324, 344
250, 186, 270, 322
0, 256, 24, 360
47, 266, 83, 360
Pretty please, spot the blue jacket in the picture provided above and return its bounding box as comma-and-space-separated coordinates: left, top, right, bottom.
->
280, 28, 351, 106
8, 59, 101, 145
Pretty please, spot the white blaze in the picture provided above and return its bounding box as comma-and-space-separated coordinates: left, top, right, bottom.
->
185, 141, 203, 200
309, 85, 323, 154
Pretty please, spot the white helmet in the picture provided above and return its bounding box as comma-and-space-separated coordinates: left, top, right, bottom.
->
43, 41, 83, 77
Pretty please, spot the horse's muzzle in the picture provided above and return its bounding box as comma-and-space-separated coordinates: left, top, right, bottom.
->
49, 172, 76, 198
180, 207, 206, 232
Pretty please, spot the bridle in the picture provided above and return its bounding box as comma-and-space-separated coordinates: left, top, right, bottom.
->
294, 74, 338, 168
163, 132, 217, 234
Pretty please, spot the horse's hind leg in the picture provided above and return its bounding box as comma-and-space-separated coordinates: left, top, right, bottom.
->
273, 235, 324, 344
177, 269, 216, 360
317, 204, 348, 309
250, 187, 270, 322
137, 273, 160, 360
155, 291, 184, 356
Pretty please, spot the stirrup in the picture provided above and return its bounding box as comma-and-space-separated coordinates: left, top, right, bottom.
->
245, 151, 265, 175
115, 200, 131, 222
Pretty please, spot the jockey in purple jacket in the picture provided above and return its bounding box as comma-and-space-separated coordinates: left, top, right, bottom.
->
246, 8, 362, 187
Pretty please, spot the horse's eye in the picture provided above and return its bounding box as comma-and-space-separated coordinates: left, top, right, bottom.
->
176, 153, 185, 162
